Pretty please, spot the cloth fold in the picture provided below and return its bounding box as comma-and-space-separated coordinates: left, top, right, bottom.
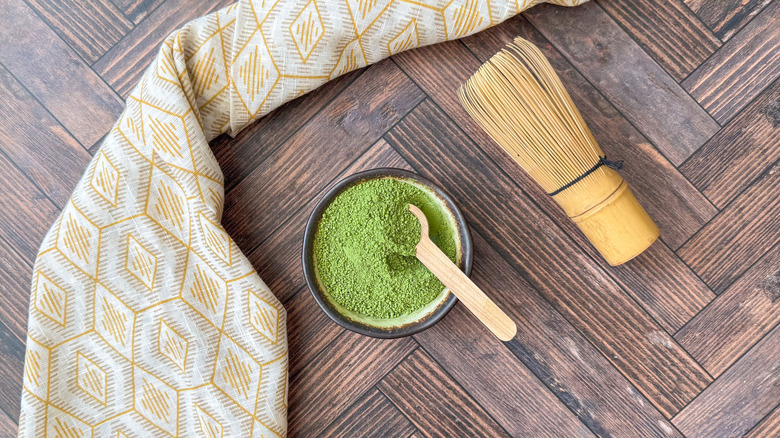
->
18, 0, 585, 436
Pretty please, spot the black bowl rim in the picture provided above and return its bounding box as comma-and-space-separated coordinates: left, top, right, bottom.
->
302, 168, 473, 339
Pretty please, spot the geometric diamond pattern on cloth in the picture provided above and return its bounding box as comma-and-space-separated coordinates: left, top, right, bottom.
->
18, 0, 586, 436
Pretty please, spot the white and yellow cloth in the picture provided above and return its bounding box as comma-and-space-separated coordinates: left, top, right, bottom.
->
19, 0, 585, 436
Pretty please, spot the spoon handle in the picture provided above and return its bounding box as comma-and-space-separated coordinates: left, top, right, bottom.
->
416, 236, 517, 342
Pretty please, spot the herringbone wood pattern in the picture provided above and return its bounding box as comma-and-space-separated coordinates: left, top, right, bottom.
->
0, 0, 778, 436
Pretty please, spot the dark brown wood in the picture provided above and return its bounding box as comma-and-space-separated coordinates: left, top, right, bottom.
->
378, 349, 513, 438
682, 0, 780, 124
746, 404, 780, 438
676, 241, 780, 376
679, 161, 780, 293
23, 0, 132, 63
111, 0, 166, 24
685, 0, 774, 41
0, 239, 33, 341
524, 1, 720, 165
417, 231, 679, 436
0, 409, 16, 438
93, 0, 233, 97
288, 331, 416, 437
319, 388, 416, 438
0, 65, 91, 207
223, 60, 424, 252
681, 78, 780, 208
0, 151, 60, 262
385, 99, 711, 417
595, 0, 720, 81
0, 0, 124, 147
673, 323, 780, 438
0, 319, 25, 423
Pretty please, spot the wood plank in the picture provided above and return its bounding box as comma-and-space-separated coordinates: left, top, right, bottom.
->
680, 78, 780, 208
746, 404, 780, 438
247, 139, 409, 304
0, 0, 124, 148
0, 65, 91, 208
0, 237, 33, 341
673, 322, 780, 438
385, 100, 711, 418
378, 349, 513, 438
111, 0, 165, 24
682, 0, 780, 124
212, 70, 361, 193
417, 230, 681, 436
285, 286, 343, 378
678, 161, 780, 293
319, 388, 416, 438
396, 19, 715, 334
223, 60, 424, 253
23, 0, 132, 63
93, 0, 233, 97
0, 318, 25, 423
523, 1, 720, 165
288, 331, 416, 437
685, 0, 774, 41
0, 151, 61, 262
0, 408, 16, 437
595, 0, 720, 81
676, 241, 780, 376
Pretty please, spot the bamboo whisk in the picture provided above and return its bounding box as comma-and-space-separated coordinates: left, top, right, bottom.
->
459, 38, 659, 266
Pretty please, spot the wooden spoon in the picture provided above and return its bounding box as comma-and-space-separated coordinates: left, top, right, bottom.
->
408, 204, 517, 341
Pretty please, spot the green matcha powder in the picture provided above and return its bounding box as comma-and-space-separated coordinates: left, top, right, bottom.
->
314, 177, 458, 319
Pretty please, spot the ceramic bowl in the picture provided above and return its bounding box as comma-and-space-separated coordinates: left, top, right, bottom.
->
302, 168, 473, 338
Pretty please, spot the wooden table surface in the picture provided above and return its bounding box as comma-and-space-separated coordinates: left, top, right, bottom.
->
1, 0, 779, 436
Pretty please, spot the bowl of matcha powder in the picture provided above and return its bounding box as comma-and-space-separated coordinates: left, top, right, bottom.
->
303, 168, 472, 338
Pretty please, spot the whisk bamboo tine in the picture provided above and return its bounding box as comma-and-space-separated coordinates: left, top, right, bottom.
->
458, 37, 659, 266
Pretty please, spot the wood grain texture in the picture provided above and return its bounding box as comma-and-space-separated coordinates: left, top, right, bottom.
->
0, 408, 17, 438
676, 241, 780, 376
0, 65, 91, 207
385, 100, 711, 418
212, 70, 360, 193
595, 0, 720, 81
685, 0, 774, 41
0, 238, 33, 341
319, 388, 416, 438
524, 1, 720, 165
93, 0, 233, 97
679, 161, 780, 293
223, 60, 424, 253
246, 139, 409, 304
0, 151, 60, 262
673, 322, 780, 438
0, 318, 25, 424
0, 0, 124, 147
396, 19, 715, 334
288, 331, 416, 437
111, 0, 166, 24
285, 287, 343, 378
682, 0, 780, 124
378, 349, 513, 438
23, 0, 132, 63
417, 231, 680, 437
681, 78, 780, 208
746, 404, 780, 438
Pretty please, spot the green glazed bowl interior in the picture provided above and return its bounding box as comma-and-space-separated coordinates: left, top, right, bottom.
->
302, 168, 473, 338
